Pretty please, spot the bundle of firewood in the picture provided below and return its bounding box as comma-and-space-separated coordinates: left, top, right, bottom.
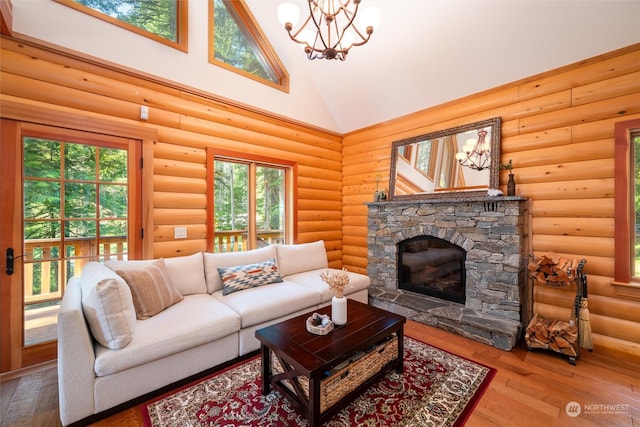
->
528, 252, 578, 287
525, 313, 578, 357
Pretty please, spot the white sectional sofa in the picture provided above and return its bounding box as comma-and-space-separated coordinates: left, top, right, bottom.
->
57, 240, 370, 426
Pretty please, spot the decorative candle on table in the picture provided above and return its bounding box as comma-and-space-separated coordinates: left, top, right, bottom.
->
320, 268, 350, 326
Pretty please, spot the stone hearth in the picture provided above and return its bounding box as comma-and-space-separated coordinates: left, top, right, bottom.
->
367, 197, 529, 350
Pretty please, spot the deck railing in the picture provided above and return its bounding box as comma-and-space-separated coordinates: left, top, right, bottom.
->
24, 230, 284, 305
24, 236, 127, 305
212, 230, 285, 252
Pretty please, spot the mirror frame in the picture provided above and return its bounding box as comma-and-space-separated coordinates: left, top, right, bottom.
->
388, 117, 502, 200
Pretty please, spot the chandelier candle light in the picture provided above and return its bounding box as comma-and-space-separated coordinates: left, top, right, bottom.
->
455, 129, 491, 171
320, 268, 350, 325
277, 0, 380, 60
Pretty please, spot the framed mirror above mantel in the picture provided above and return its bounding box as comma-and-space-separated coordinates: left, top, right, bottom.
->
389, 117, 502, 200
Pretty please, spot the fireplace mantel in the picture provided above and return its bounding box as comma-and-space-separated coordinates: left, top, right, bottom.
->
366, 196, 529, 350
367, 195, 527, 206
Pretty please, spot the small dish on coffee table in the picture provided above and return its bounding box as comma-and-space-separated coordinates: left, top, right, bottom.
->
306, 313, 334, 335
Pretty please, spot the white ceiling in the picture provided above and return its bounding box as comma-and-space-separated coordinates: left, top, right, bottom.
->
9, 0, 640, 134
247, 0, 640, 133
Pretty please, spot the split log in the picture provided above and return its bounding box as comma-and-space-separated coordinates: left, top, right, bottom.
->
528, 252, 578, 287
525, 313, 578, 357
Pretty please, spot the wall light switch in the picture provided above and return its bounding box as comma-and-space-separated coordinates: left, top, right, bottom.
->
140, 105, 149, 120
174, 227, 187, 239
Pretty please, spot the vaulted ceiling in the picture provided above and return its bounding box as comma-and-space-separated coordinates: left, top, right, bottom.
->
8, 0, 640, 134
248, 0, 640, 132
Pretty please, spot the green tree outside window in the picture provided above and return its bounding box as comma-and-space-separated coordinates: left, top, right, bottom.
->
55, 0, 186, 51
73, 0, 178, 41
210, 0, 289, 90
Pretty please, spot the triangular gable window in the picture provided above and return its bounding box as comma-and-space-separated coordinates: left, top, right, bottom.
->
210, 0, 289, 92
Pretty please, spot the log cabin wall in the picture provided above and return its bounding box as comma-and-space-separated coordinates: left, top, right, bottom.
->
0, 37, 344, 266
2, 35, 639, 362
342, 44, 640, 362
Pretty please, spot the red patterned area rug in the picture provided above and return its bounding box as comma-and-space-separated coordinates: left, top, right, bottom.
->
142, 337, 495, 427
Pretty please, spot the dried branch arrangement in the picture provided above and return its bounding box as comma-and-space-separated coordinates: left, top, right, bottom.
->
320, 268, 350, 298
528, 252, 579, 287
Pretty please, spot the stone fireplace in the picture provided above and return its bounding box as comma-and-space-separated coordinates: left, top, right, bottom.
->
367, 196, 529, 350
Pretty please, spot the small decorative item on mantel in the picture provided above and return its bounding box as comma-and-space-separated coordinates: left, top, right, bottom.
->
320, 268, 350, 326
500, 159, 516, 196
374, 174, 387, 202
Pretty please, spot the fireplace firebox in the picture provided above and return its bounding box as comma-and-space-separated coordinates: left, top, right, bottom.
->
398, 236, 465, 304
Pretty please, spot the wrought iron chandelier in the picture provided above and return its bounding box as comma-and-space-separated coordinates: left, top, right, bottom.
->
455, 129, 491, 171
277, 0, 380, 61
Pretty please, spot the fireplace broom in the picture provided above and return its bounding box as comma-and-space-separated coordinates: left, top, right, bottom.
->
578, 270, 593, 351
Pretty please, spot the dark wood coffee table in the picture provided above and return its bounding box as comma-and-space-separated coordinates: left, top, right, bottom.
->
255, 300, 405, 427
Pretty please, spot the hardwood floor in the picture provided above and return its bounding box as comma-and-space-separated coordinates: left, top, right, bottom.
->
1, 320, 638, 427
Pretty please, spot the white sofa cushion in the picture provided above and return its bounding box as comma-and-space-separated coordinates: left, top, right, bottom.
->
203, 246, 277, 293
79, 262, 136, 350
213, 280, 322, 328
93, 294, 241, 376
106, 252, 206, 296
114, 259, 184, 320
285, 268, 371, 303
275, 240, 328, 277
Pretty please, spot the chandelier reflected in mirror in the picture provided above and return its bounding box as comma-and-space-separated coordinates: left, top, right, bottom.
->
277, 0, 380, 60
455, 129, 491, 171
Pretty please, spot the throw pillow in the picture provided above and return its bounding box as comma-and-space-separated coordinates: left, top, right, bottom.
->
203, 246, 278, 294
105, 252, 207, 296
115, 259, 184, 319
218, 258, 283, 296
79, 262, 136, 350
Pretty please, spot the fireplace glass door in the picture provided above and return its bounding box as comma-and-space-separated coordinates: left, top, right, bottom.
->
398, 236, 465, 304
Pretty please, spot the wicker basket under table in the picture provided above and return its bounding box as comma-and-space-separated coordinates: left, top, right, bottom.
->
274, 335, 398, 413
